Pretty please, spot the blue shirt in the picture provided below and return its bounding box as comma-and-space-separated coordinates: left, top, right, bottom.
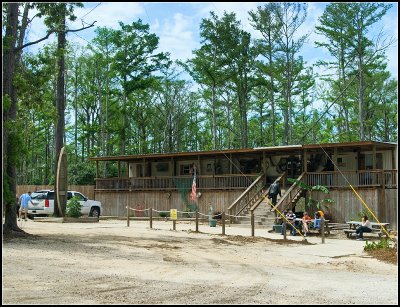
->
20, 194, 32, 208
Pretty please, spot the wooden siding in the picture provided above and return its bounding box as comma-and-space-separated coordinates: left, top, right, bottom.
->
17, 185, 95, 199
95, 190, 243, 217
309, 188, 397, 229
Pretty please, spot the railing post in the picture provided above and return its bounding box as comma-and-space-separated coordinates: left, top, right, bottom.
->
321, 217, 325, 244
173, 220, 176, 231
149, 207, 153, 229
127, 205, 130, 227
222, 212, 225, 235
251, 211, 255, 237
195, 211, 199, 232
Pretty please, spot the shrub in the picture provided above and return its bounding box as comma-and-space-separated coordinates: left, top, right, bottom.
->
66, 196, 82, 218
364, 238, 390, 251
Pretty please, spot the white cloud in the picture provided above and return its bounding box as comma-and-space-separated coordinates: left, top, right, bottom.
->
157, 13, 199, 61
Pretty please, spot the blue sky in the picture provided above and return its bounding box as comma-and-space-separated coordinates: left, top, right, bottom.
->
26, 2, 398, 79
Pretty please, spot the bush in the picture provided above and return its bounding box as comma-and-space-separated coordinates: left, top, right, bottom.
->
66, 196, 82, 218
364, 238, 390, 251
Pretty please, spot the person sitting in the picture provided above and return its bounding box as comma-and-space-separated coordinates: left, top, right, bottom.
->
281, 210, 297, 236
302, 211, 312, 236
354, 215, 372, 240
313, 210, 324, 230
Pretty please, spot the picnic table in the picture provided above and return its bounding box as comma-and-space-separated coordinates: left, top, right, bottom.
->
344, 221, 391, 238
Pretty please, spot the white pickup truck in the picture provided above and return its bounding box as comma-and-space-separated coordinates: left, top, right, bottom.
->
28, 190, 102, 218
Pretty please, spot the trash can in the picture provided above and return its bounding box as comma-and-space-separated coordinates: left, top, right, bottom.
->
209, 219, 217, 227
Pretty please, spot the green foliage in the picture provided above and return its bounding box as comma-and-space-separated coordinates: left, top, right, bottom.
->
66, 196, 82, 218
364, 238, 390, 251
287, 178, 335, 210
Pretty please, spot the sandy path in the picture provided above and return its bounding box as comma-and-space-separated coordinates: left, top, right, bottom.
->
2, 219, 398, 304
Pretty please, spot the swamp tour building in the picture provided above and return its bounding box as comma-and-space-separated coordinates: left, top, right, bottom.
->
89, 141, 398, 229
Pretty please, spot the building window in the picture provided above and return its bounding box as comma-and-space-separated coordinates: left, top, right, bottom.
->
180, 164, 191, 175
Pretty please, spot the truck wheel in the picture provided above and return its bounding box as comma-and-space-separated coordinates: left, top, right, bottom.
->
90, 208, 100, 218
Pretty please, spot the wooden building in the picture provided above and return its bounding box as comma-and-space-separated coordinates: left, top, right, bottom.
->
89, 141, 398, 228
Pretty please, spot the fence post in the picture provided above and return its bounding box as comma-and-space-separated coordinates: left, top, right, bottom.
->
127, 205, 130, 227
149, 208, 153, 229
251, 211, 255, 237
222, 212, 225, 235
321, 217, 325, 244
283, 222, 287, 240
195, 211, 199, 232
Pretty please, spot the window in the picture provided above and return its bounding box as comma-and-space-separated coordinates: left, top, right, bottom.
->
156, 162, 169, 172
180, 164, 191, 175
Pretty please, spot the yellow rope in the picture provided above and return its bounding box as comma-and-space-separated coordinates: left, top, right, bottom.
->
349, 185, 394, 240
262, 193, 305, 239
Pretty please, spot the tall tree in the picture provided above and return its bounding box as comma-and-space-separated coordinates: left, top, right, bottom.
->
275, 2, 309, 145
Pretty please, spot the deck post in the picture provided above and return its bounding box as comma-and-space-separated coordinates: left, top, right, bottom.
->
321, 217, 325, 244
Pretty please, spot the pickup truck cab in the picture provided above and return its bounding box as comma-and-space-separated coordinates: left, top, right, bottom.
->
29, 190, 102, 218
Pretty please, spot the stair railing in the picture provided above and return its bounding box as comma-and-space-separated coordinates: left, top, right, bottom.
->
228, 173, 265, 223
270, 172, 307, 215
249, 172, 286, 213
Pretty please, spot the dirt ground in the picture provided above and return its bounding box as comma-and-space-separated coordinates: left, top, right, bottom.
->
2, 219, 398, 305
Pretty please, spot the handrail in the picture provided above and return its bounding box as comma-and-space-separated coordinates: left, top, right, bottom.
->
227, 173, 265, 220
227, 173, 265, 211
270, 172, 306, 213
249, 172, 286, 212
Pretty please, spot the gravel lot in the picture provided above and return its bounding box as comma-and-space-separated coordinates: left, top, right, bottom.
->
2, 219, 398, 305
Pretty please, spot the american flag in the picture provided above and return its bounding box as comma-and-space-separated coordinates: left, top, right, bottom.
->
191, 171, 197, 201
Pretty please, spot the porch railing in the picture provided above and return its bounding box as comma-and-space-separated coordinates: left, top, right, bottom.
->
94, 169, 397, 191
95, 174, 259, 191
306, 169, 397, 188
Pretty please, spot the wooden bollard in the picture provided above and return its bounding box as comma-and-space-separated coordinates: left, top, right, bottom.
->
222, 212, 225, 235
251, 211, 255, 237
195, 211, 199, 232
283, 222, 287, 240
127, 205, 130, 227
149, 208, 153, 229
173, 219, 176, 230
321, 217, 325, 244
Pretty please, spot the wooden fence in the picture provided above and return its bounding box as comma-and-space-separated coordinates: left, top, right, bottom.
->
17, 185, 95, 199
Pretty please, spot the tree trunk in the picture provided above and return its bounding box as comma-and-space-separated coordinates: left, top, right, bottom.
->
54, 12, 66, 217
3, 3, 21, 233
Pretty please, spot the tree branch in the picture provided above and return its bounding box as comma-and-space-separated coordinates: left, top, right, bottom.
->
16, 21, 97, 51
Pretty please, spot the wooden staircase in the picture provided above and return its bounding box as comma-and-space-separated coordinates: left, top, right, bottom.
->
228, 172, 307, 229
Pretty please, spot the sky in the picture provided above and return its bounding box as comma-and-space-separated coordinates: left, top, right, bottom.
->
25, 2, 398, 80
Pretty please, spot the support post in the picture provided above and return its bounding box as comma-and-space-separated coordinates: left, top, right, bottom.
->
195, 211, 199, 232
222, 212, 225, 235
149, 207, 153, 229
173, 220, 176, 231
283, 222, 287, 240
127, 205, 130, 227
251, 211, 255, 237
321, 217, 325, 244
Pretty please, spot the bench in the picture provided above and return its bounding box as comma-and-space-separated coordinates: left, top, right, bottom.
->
344, 228, 391, 239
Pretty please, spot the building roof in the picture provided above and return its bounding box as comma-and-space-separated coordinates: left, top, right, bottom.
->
88, 141, 397, 162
